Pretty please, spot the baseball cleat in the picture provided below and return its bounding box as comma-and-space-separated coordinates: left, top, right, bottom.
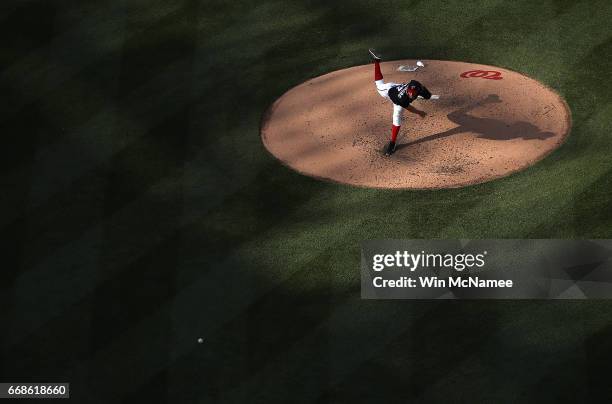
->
384, 141, 396, 156
369, 48, 382, 61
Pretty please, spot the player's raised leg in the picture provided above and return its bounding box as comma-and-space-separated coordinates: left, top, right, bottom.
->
370, 49, 393, 99
385, 104, 403, 156
370, 48, 382, 80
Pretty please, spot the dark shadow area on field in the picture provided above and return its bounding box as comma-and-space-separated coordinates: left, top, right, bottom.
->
516, 353, 588, 403
0, 1, 128, 127
318, 301, 505, 402
149, 164, 338, 401
1, 0, 405, 401
324, 301, 598, 403
585, 322, 612, 401
246, 251, 335, 399
396, 94, 555, 151
1, 1, 197, 402
0, 154, 37, 380
0, 104, 199, 292
88, 1, 199, 401
0, 0, 209, 180
0, 1, 57, 62
0, 0, 208, 279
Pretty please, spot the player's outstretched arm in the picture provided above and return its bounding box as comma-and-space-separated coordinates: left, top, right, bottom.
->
405, 105, 427, 118
420, 85, 432, 99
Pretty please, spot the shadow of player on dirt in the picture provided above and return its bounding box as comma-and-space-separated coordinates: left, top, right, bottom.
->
397, 94, 556, 150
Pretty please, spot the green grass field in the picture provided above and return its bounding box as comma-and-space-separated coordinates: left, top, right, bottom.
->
2, 0, 612, 402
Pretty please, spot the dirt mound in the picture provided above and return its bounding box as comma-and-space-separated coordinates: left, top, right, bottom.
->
261, 60, 571, 189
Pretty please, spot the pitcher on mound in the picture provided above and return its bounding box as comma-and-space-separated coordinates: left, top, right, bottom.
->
369, 48, 439, 156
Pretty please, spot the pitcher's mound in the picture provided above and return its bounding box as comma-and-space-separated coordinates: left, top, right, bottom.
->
261, 60, 571, 189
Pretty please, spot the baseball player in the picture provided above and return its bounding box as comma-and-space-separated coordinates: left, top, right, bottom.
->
369, 48, 437, 156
